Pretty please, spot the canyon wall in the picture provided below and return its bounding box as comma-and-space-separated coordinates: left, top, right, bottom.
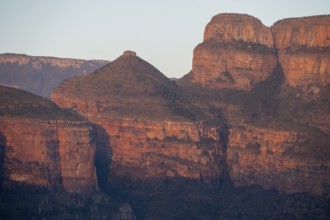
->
0, 86, 97, 194
0, 118, 96, 194
91, 116, 223, 183
51, 53, 225, 186
272, 16, 330, 87
179, 14, 330, 198
51, 14, 329, 198
191, 14, 277, 90
228, 125, 330, 197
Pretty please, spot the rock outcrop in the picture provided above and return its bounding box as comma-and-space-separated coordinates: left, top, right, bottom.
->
0, 85, 96, 194
272, 16, 330, 87
190, 13, 277, 90
0, 53, 109, 97
90, 117, 222, 183
31, 15, 330, 199
228, 125, 330, 197
178, 14, 330, 198
52, 51, 224, 186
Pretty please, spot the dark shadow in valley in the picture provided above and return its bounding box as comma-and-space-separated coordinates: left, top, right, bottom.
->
0, 132, 6, 191
92, 124, 112, 191
105, 174, 330, 220
250, 62, 285, 117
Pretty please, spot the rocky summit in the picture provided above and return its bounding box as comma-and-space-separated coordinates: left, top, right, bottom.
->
1, 13, 330, 219
189, 13, 277, 90
272, 16, 330, 87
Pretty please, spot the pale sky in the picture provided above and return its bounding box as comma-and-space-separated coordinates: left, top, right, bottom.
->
1, 0, 329, 78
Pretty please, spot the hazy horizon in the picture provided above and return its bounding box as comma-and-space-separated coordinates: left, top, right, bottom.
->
1, 0, 329, 78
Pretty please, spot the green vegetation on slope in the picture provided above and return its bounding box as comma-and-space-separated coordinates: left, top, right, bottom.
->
53, 54, 206, 121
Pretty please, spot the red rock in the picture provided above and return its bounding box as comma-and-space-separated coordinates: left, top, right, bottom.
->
272, 16, 330, 87
51, 53, 224, 183
228, 125, 330, 198
91, 116, 222, 182
0, 86, 97, 194
190, 13, 277, 90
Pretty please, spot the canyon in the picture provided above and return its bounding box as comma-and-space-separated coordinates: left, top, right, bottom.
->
0, 13, 329, 219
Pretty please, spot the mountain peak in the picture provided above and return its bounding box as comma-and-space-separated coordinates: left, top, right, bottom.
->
122, 50, 137, 57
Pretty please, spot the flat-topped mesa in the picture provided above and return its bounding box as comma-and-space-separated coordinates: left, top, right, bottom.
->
272, 15, 330, 49
122, 50, 137, 57
271, 15, 330, 87
0, 53, 109, 97
189, 13, 277, 91
0, 53, 108, 69
204, 13, 274, 48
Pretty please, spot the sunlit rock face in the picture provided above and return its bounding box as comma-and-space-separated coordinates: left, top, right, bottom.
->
52, 52, 225, 186
178, 14, 330, 198
271, 16, 330, 87
0, 85, 97, 194
228, 125, 330, 198
89, 117, 223, 183
191, 13, 277, 91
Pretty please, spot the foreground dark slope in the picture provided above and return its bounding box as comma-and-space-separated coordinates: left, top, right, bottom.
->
0, 53, 109, 98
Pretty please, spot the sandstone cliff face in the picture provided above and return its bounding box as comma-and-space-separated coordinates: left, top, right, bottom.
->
92, 116, 222, 183
0, 86, 97, 194
228, 125, 330, 198
0, 118, 96, 194
51, 53, 224, 184
191, 13, 277, 90
57, 120, 97, 194
0, 53, 109, 97
272, 16, 330, 87
178, 14, 330, 198
204, 14, 274, 47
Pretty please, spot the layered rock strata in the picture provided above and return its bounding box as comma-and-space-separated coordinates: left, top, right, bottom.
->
191, 14, 277, 90
179, 14, 330, 198
52, 52, 224, 185
0, 86, 96, 194
272, 16, 330, 87
92, 116, 222, 183
228, 125, 330, 198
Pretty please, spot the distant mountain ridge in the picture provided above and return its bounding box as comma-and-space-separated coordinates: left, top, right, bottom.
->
0, 53, 109, 98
